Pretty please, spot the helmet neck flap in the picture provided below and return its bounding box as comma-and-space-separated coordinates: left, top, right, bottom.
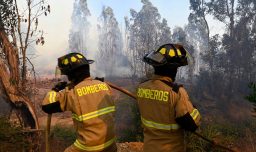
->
154, 65, 178, 81
67, 64, 90, 85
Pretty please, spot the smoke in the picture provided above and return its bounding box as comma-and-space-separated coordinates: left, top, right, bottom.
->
69, 0, 91, 56
69, 3, 131, 78
36, 0, 209, 79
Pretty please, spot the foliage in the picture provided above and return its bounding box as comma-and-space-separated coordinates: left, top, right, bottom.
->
51, 125, 76, 144
246, 82, 256, 115
0, 0, 17, 32
0, 117, 32, 151
187, 123, 243, 152
189, 0, 256, 102
115, 92, 143, 142
117, 129, 143, 143
0, 0, 50, 84
246, 82, 256, 103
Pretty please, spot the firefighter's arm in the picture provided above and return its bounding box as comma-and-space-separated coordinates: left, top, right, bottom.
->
41, 84, 72, 114
174, 87, 201, 132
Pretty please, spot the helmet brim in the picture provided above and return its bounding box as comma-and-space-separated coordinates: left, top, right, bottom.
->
143, 51, 167, 66
87, 60, 94, 64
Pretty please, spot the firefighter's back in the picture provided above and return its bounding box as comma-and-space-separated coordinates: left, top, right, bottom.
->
70, 78, 116, 152
137, 76, 185, 152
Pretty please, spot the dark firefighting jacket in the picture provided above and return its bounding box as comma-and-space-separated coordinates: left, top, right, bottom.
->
42, 77, 116, 152
137, 75, 201, 152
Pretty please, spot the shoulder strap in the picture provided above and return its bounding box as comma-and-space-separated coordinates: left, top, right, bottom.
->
159, 80, 182, 93
139, 79, 150, 84
139, 79, 182, 93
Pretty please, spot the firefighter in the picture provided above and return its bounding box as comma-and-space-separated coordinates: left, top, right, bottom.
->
41, 52, 116, 152
137, 43, 201, 152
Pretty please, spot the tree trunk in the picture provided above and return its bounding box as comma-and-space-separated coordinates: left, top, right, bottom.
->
0, 30, 38, 129
0, 31, 20, 84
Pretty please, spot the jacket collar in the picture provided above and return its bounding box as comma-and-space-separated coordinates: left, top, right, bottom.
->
150, 74, 173, 82
83, 76, 93, 81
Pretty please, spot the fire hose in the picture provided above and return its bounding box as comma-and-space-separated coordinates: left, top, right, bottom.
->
45, 81, 236, 152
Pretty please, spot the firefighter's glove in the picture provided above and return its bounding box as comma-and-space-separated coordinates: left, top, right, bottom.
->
52, 81, 67, 92
175, 113, 198, 132
95, 77, 104, 82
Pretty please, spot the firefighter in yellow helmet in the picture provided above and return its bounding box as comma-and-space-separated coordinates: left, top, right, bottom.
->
41, 52, 116, 152
137, 44, 201, 152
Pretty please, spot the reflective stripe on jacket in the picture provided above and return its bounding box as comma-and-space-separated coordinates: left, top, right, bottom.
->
42, 77, 116, 152
48, 91, 57, 103
72, 106, 115, 122
73, 138, 116, 151
141, 116, 180, 130
137, 75, 201, 152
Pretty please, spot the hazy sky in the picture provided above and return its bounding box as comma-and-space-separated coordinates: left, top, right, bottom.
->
33, 0, 192, 76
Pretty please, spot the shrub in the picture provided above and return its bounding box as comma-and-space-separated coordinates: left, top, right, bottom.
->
0, 117, 31, 151
51, 124, 76, 144
186, 123, 239, 152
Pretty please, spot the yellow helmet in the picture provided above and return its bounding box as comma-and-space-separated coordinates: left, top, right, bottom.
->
143, 43, 191, 67
57, 52, 94, 75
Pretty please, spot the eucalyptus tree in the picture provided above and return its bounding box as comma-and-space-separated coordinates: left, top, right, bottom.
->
188, 0, 256, 98
231, 0, 256, 92
125, 0, 172, 78
97, 6, 124, 77
206, 0, 256, 94
69, 0, 90, 55
187, 0, 211, 74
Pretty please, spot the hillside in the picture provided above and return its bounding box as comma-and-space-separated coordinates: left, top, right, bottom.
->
20, 77, 256, 151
